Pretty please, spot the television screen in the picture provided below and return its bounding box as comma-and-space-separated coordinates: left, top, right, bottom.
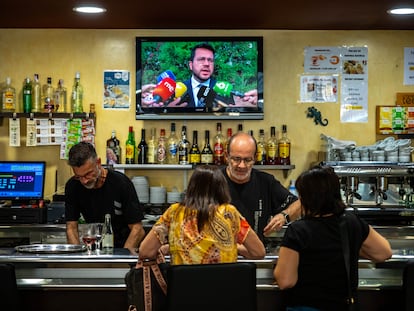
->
136, 36, 263, 120
0, 161, 46, 202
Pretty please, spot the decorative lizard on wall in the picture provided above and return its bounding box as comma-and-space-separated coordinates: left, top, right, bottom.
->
306, 106, 328, 126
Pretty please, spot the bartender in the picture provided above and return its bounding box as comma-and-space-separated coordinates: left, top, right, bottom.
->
64, 142, 145, 249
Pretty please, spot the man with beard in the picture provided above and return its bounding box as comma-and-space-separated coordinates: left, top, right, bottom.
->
181, 42, 217, 108
65, 142, 145, 249
222, 132, 302, 241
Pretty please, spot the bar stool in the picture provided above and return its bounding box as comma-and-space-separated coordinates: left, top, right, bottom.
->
403, 260, 414, 311
166, 262, 257, 311
0, 263, 20, 311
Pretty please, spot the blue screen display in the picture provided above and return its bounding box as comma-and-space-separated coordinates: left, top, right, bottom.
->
0, 162, 46, 200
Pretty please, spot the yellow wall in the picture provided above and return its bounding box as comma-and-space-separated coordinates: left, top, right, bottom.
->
1, 29, 414, 199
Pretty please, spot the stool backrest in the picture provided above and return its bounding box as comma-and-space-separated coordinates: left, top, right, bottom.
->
166, 262, 257, 311
0, 263, 20, 311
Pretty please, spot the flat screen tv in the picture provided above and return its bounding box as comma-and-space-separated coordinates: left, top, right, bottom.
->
0, 161, 46, 204
136, 36, 263, 120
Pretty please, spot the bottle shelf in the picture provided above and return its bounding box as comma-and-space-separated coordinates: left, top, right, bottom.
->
112, 163, 295, 173
0, 112, 95, 120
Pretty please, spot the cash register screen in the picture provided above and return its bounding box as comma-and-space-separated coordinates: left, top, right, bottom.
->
0, 161, 46, 203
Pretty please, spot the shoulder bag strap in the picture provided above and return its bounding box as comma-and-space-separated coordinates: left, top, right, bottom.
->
339, 214, 355, 305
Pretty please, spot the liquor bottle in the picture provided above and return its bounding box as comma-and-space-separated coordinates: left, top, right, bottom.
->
71, 71, 83, 112
32, 74, 42, 112
42, 77, 55, 112
106, 130, 121, 165
125, 126, 136, 164
237, 123, 243, 132
248, 130, 254, 137
146, 128, 156, 164
157, 128, 167, 164
22, 77, 32, 113
102, 213, 114, 249
137, 128, 148, 164
178, 125, 190, 165
167, 122, 179, 164
278, 124, 291, 165
224, 127, 233, 156
266, 126, 278, 165
255, 129, 266, 165
201, 130, 214, 164
54, 79, 67, 112
189, 130, 201, 165
1, 77, 16, 112
213, 122, 226, 165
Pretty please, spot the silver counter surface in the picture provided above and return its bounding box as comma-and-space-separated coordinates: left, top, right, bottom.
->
1, 224, 414, 291
0, 247, 408, 291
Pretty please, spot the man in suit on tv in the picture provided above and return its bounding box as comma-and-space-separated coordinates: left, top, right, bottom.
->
181, 42, 217, 108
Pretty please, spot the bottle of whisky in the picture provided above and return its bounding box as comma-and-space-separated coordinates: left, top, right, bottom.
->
54, 79, 67, 112
189, 130, 201, 165
146, 128, 156, 164
42, 77, 55, 112
106, 130, 121, 165
167, 122, 179, 164
256, 129, 266, 165
22, 77, 32, 113
266, 126, 278, 165
1, 77, 16, 112
32, 74, 42, 112
178, 125, 190, 165
201, 130, 214, 164
157, 128, 167, 164
71, 71, 83, 112
213, 122, 226, 165
137, 128, 148, 164
278, 124, 291, 165
125, 126, 136, 164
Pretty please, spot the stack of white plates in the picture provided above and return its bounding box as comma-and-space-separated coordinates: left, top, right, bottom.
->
150, 186, 166, 204
131, 176, 149, 203
167, 191, 182, 203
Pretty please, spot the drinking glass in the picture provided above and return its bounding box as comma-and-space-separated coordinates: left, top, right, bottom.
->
95, 223, 104, 252
80, 223, 97, 254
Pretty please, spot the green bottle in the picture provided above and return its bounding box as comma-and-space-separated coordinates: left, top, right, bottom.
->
125, 126, 136, 164
22, 77, 32, 113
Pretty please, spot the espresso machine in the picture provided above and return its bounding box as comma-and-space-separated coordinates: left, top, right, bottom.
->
322, 161, 414, 225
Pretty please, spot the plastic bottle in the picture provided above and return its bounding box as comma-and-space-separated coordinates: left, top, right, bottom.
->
289, 180, 298, 197
102, 213, 114, 249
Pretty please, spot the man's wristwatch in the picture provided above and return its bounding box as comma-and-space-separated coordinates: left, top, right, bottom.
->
280, 211, 290, 224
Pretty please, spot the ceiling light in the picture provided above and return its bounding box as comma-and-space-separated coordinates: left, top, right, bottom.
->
73, 5, 107, 14
387, 7, 414, 15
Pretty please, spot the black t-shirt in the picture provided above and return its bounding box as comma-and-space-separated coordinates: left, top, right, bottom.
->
280, 212, 369, 310
65, 169, 144, 247
222, 167, 297, 240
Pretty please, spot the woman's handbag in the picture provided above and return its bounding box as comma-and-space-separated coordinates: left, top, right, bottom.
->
125, 250, 168, 311
339, 214, 359, 311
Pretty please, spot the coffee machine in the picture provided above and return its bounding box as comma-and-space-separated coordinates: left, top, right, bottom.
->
322, 161, 414, 225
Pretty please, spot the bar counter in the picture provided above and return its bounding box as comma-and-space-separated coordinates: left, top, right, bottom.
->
0, 224, 413, 311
